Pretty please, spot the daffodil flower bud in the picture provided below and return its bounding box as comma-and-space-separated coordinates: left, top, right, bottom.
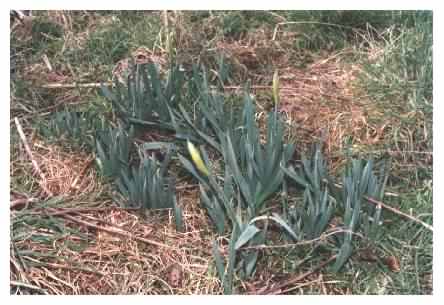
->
187, 140, 209, 176
273, 69, 280, 106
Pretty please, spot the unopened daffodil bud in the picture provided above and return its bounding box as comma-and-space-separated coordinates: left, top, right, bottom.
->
273, 69, 280, 106
187, 140, 209, 176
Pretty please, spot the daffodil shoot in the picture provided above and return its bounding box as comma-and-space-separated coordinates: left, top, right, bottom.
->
187, 140, 210, 176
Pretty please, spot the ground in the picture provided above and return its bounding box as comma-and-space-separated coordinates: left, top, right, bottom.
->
10, 11, 432, 294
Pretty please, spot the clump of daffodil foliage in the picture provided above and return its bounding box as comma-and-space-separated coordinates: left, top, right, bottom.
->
45, 62, 389, 294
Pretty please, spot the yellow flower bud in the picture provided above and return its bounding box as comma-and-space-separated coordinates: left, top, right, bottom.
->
273, 69, 280, 106
187, 140, 209, 176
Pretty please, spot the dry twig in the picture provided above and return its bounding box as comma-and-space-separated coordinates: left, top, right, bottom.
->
240, 229, 363, 251
14, 117, 53, 197
325, 178, 433, 232
25, 259, 106, 277
10, 280, 49, 294
10, 197, 39, 209
35, 206, 138, 216
41, 82, 112, 89
70, 156, 95, 189
41, 82, 306, 91
365, 196, 433, 232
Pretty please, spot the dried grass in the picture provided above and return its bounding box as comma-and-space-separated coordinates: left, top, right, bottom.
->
242, 57, 384, 173
112, 47, 167, 84
10, 136, 223, 294
11, 194, 223, 294
28, 141, 97, 197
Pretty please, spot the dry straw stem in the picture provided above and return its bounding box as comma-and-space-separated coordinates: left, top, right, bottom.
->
326, 179, 433, 232
272, 21, 356, 41
70, 156, 94, 189
10, 197, 39, 209
23, 256, 105, 276
14, 117, 53, 197
365, 195, 433, 232
31, 206, 139, 215
41, 82, 112, 89
41, 82, 303, 91
60, 213, 180, 251
240, 228, 363, 251
10, 280, 49, 295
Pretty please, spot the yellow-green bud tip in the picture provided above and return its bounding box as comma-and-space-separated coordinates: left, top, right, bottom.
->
187, 141, 210, 176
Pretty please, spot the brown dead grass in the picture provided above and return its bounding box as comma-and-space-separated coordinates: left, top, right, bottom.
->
276, 58, 385, 170
20, 207, 220, 294
11, 205, 221, 294
33, 142, 96, 197
61, 200, 221, 294
11, 136, 97, 198
10, 131, 223, 294
11, 147, 222, 294
112, 47, 167, 84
